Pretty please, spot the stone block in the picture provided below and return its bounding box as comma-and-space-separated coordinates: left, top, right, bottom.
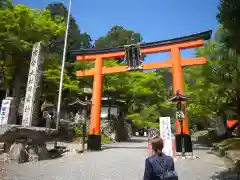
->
235, 159, 240, 170
218, 147, 226, 157
8, 143, 28, 164
0, 142, 4, 149
27, 146, 39, 162
38, 144, 49, 160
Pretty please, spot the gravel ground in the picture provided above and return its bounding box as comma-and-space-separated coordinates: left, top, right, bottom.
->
0, 137, 232, 180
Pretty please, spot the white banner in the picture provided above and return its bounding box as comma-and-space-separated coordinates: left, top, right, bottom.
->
0, 99, 11, 125
159, 117, 173, 157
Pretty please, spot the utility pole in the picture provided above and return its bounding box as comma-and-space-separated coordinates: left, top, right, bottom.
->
56, 0, 72, 133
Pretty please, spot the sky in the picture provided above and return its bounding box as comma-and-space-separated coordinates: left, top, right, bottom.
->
13, 0, 220, 63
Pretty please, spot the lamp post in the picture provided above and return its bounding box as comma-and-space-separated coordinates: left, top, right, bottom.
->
176, 101, 185, 157
68, 97, 91, 152
168, 90, 189, 157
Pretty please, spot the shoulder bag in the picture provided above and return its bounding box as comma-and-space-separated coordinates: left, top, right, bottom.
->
154, 158, 178, 180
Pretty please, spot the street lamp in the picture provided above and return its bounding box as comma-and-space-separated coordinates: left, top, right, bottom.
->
68, 97, 91, 152
168, 90, 189, 157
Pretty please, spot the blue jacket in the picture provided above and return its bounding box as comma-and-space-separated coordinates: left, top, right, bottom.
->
143, 153, 175, 180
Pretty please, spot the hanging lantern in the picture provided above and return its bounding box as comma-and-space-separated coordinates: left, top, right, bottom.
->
124, 44, 143, 71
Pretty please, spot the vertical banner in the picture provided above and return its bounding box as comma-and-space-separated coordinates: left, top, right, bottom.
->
0, 99, 11, 125
160, 117, 173, 157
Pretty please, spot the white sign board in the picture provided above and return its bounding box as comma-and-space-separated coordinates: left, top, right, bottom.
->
0, 99, 11, 125
159, 117, 173, 157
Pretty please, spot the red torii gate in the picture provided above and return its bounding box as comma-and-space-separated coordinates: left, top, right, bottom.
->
70, 30, 212, 150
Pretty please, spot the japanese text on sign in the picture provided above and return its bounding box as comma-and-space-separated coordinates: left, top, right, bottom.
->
148, 128, 158, 139
159, 117, 173, 157
22, 42, 41, 126
0, 99, 11, 125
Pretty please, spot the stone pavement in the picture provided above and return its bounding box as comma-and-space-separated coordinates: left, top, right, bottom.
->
0, 137, 232, 180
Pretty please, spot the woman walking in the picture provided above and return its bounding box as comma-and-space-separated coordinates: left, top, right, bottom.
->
143, 136, 178, 180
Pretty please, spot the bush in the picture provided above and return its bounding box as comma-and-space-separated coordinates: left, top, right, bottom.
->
101, 134, 111, 144
132, 119, 159, 129
72, 124, 83, 136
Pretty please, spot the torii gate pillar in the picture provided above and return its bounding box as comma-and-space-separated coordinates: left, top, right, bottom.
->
171, 47, 189, 134
87, 57, 103, 150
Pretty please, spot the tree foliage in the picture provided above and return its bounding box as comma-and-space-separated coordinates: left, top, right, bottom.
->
42, 3, 93, 104
0, 0, 13, 9
217, 0, 240, 52
95, 26, 143, 48
46, 3, 92, 54
184, 26, 240, 132
0, 2, 91, 107
0, 4, 65, 102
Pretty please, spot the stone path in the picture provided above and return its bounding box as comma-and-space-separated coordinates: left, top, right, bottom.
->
0, 137, 234, 180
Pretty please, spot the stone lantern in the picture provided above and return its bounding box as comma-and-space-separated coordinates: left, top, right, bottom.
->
168, 90, 190, 157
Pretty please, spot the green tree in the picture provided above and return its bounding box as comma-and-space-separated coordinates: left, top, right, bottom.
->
185, 27, 240, 133
217, 0, 240, 52
0, 4, 65, 102
0, 0, 13, 9
46, 3, 92, 54
42, 3, 94, 104
102, 60, 173, 128
94, 26, 143, 48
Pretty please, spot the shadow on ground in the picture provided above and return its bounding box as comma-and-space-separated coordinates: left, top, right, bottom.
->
101, 137, 148, 150
36, 145, 70, 161
193, 144, 211, 150
211, 168, 240, 180
47, 147, 67, 159
101, 145, 147, 150
120, 138, 148, 143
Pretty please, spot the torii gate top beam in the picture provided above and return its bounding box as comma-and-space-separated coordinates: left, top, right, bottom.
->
69, 30, 212, 61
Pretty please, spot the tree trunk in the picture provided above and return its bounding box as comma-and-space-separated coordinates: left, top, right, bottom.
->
218, 110, 231, 138
11, 65, 22, 125
237, 128, 240, 137
107, 95, 112, 121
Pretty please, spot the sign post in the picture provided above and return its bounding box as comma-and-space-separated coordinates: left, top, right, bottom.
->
159, 117, 173, 157
147, 128, 159, 156
0, 99, 11, 125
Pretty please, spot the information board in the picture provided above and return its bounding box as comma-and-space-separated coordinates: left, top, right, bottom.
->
148, 128, 158, 139
0, 99, 11, 125
159, 117, 173, 157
